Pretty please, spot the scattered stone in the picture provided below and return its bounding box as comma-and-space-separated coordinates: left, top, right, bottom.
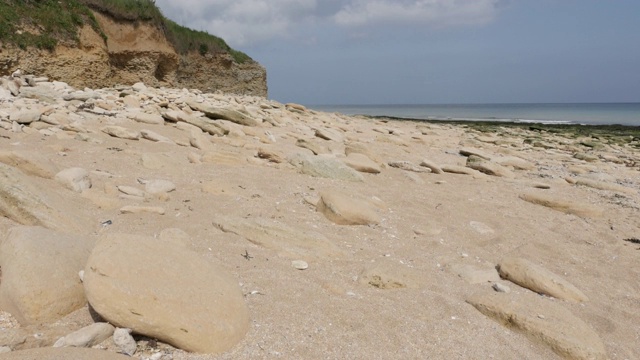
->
316, 190, 380, 225
0, 226, 93, 325
466, 155, 515, 178
113, 328, 137, 356
342, 152, 381, 174
519, 192, 603, 218
419, 159, 443, 174
315, 127, 344, 142
291, 260, 309, 270
460, 148, 492, 160
494, 156, 535, 170
388, 161, 427, 173
296, 138, 330, 155
187, 101, 260, 127
101, 126, 140, 140
140, 129, 175, 144
53, 323, 115, 348
128, 112, 164, 125
467, 292, 607, 360
492, 283, 511, 293
117, 185, 146, 197
55, 167, 91, 193
294, 154, 364, 182
142, 179, 176, 195
256, 148, 284, 163
441, 165, 481, 176
84, 233, 250, 354
119, 206, 165, 215
497, 257, 589, 303
9, 108, 42, 124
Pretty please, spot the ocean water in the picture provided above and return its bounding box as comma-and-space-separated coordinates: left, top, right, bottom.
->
308, 103, 640, 127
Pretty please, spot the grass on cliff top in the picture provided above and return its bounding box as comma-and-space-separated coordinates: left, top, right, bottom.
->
0, 0, 251, 63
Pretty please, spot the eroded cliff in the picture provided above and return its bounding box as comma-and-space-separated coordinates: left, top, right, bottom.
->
0, 11, 267, 97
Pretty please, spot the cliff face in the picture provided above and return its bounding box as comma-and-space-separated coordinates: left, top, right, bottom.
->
0, 11, 267, 97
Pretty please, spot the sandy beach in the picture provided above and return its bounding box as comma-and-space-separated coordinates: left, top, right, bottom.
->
0, 78, 639, 359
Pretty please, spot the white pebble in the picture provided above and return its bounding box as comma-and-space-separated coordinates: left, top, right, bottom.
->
291, 260, 309, 270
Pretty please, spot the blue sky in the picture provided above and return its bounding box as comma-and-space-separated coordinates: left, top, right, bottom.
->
155, 0, 640, 105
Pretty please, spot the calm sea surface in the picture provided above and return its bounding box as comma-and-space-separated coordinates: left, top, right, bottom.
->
308, 103, 640, 127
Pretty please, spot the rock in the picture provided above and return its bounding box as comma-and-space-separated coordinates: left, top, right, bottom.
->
188, 128, 214, 150
0, 150, 58, 178
315, 127, 344, 142
494, 156, 535, 170
143, 179, 176, 195
460, 148, 492, 160
441, 165, 481, 176
0, 347, 131, 360
497, 257, 589, 303
296, 138, 330, 155
187, 101, 260, 127
574, 152, 599, 162
419, 159, 443, 174
492, 283, 511, 293
113, 328, 137, 356
128, 112, 164, 125
285, 103, 307, 112
519, 192, 603, 218
119, 206, 165, 215
291, 260, 309, 270
140, 129, 175, 144
83, 233, 250, 354
388, 161, 427, 173
116, 185, 146, 197
7, 79, 20, 96
256, 148, 284, 163
0, 226, 93, 325
466, 155, 515, 178
9, 109, 42, 124
448, 264, 500, 284
212, 215, 344, 259
53, 323, 115, 348
342, 153, 381, 173
0, 163, 84, 233
175, 112, 227, 137
101, 126, 140, 140
574, 177, 636, 195
467, 292, 607, 360
316, 190, 380, 225
55, 167, 92, 193
359, 261, 423, 289
295, 154, 364, 182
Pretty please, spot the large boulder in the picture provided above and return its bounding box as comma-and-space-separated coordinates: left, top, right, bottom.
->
0, 226, 93, 325
83, 233, 249, 354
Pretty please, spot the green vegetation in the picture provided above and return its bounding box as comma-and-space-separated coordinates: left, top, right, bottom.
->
0, 0, 251, 63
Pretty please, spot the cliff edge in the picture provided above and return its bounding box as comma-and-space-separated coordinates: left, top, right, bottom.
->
0, 4, 267, 97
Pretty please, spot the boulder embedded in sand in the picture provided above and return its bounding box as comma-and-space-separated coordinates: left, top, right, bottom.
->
0, 226, 93, 325
467, 292, 606, 360
466, 155, 515, 178
83, 233, 249, 354
55, 167, 91, 193
497, 257, 589, 303
187, 101, 260, 127
342, 152, 381, 173
295, 154, 364, 182
316, 190, 380, 225
518, 192, 603, 218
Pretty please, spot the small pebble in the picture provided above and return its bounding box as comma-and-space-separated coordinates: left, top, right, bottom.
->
291, 260, 308, 270
492, 282, 511, 293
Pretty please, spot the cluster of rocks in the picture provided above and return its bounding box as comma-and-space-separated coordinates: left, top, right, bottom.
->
0, 70, 638, 359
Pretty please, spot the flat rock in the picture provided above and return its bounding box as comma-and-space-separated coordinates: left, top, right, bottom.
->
143, 179, 176, 194
467, 292, 606, 360
342, 152, 381, 173
574, 177, 636, 195
388, 161, 427, 173
101, 126, 140, 140
519, 192, 603, 218
316, 190, 380, 225
420, 159, 443, 174
128, 112, 164, 125
295, 154, 364, 182
296, 138, 330, 155
0, 150, 58, 178
212, 215, 344, 259
9, 108, 42, 124
1, 347, 130, 360
119, 205, 165, 215
0, 163, 84, 233
0, 226, 93, 325
84, 233, 250, 354
55, 167, 91, 193
466, 155, 515, 178
460, 147, 492, 160
494, 156, 535, 170
315, 127, 344, 142
53, 322, 115, 348
187, 101, 260, 127
497, 257, 589, 303
441, 165, 481, 176
140, 129, 175, 144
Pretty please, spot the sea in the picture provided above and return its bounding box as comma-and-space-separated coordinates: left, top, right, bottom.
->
307, 103, 640, 127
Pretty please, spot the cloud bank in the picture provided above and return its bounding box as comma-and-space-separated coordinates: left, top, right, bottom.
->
155, 0, 501, 46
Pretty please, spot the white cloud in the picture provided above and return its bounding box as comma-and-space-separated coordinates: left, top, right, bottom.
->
155, 0, 501, 46
334, 0, 500, 28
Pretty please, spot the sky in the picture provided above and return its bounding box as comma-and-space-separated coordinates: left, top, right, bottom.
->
154, 0, 640, 106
